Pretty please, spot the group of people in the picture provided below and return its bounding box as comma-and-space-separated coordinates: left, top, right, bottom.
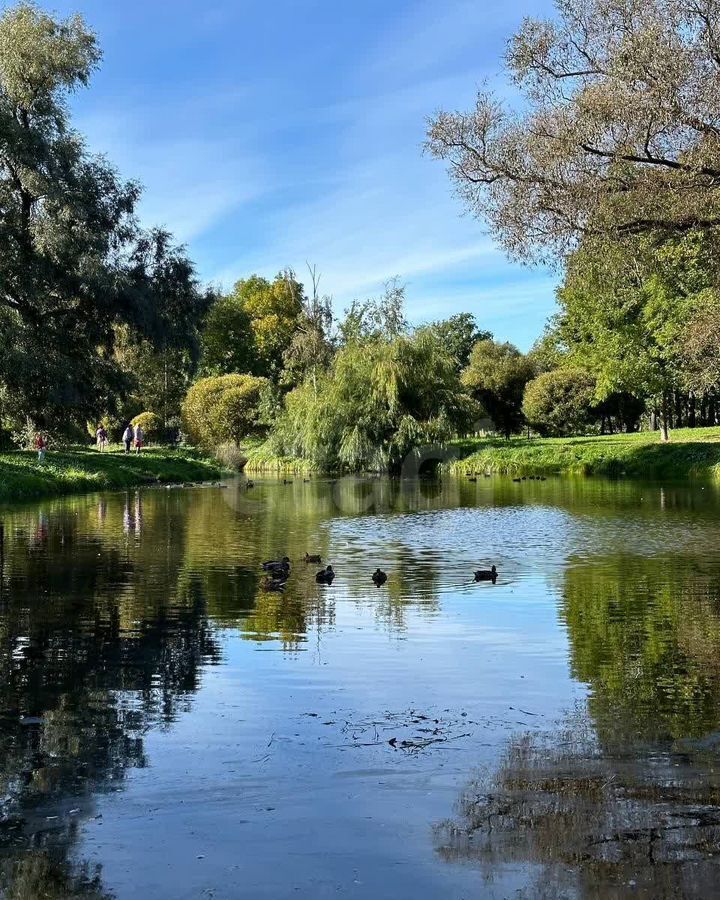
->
95, 423, 144, 453
31, 421, 146, 463
117, 423, 145, 454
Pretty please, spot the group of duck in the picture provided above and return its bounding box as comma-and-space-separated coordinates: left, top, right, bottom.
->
260, 555, 497, 592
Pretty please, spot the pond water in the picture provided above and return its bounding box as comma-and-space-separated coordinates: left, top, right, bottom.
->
1, 475, 720, 899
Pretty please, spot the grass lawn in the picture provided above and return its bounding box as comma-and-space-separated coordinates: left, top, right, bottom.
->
0, 446, 225, 504
449, 426, 720, 479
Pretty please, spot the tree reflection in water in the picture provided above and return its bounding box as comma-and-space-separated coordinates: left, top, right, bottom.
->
437, 554, 720, 898
0, 501, 223, 899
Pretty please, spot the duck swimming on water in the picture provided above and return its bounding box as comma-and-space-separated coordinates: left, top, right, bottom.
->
316, 565, 335, 584
263, 556, 290, 574
474, 565, 497, 583
304, 553, 322, 564
372, 568, 387, 586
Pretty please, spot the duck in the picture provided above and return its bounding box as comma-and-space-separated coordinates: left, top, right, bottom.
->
283, 478, 293, 485
315, 565, 335, 584
262, 556, 290, 573
372, 568, 388, 586
512, 477, 522, 483
261, 576, 286, 592
245, 480, 255, 489
474, 565, 497, 583
467, 475, 477, 483
304, 553, 322, 564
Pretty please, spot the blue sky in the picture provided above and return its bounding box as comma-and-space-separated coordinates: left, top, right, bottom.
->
47, 0, 557, 349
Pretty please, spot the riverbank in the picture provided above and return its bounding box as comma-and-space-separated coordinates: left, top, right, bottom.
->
0, 447, 225, 504
243, 440, 318, 474
449, 427, 720, 479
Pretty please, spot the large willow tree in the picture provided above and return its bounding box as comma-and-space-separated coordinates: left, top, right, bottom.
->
0, 3, 210, 427
274, 330, 478, 472
427, 0, 720, 262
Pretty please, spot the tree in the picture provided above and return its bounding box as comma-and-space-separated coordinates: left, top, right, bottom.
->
421, 313, 491, 373
281, 263, 334, 389
0, 3, 209, 428
461, 339, 535, 438
554, 232, 717, 439
426, 0, 720, 262
199, 294, 257, 377
239, 270, 306, 376
680, 290, 720, 394
523, 367, 597, 436
338, 278, 408, 345
275, 330, 477, 472
182, 374, 269, 448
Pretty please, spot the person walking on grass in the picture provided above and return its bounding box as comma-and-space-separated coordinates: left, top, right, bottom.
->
133, 422, 144, 455
34, 432, 47, 463
122, 424, 133, 454
96, 424, 108, 452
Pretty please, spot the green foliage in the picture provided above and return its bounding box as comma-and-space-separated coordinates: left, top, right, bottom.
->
0, 3, 209, 430
338, 278, 408, 345
556, 231, 720, 437
420, 313, 491, 373
182, 374, 269, 448
523, 368, 597, 437
274, 329, 477, 472
199, 294, 256, 376
130, 412, 161, 439
461, 339, 535, 438
238, 270, 306, 375
114, 327, 197, 429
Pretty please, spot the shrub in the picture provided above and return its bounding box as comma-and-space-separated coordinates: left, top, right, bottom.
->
182, 374, 268, 448
214, 441, 249, 471
131, 412, 162, 440
523, 368, 597, 436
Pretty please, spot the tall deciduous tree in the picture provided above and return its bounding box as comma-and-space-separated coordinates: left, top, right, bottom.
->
420, 313, 491, 374
0, 3, 209, 426
461, 339, 535, 438
427, 0, 720, 261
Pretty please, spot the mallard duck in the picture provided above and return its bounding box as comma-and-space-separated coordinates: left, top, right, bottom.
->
246, 480, 255, 489
372, 568, 387, 586
262, 556, 290, 573
305, 553, 322, 564
474, 565, 497, 582
283, 478, 293, 485
315, 565, 335, 584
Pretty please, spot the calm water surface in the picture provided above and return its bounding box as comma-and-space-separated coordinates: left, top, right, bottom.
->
1, 476, 720, 899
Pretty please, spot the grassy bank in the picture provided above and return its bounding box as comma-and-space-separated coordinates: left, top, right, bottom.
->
242, 439, 320, 475
0, 447, 225, 504
449, 427, 720, 480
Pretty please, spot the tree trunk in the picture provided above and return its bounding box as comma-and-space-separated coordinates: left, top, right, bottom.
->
660, 393, 670, 442
689, 392, 696, 429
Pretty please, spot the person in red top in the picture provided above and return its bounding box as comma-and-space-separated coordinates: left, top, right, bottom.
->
34, 432, 47, 462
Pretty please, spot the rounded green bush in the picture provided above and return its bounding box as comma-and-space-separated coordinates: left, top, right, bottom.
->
130, 412, 162, 440
182, 374, 268, 448
523, 368, 597, 437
